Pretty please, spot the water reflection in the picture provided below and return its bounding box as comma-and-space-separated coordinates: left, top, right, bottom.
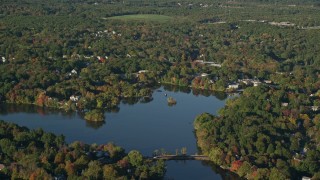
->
201, 161, 241, 180
0, 86, 237, 179
0, 103, 69, 116
162, 84, 228, 100
105, 107, 120, 113
85, 120, 106, 129
122, 97, 140, 105
0, 86, 228, 131
163, 84, 191, 94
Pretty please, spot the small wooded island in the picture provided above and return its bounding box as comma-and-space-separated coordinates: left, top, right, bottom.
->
167, 97, 177, 105
84, 109, 105, 122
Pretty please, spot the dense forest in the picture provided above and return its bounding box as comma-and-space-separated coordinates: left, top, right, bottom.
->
1, 0, 320, 114
0, 120, 165, 179
194, 85, 320, 179
1, 0, 320, 179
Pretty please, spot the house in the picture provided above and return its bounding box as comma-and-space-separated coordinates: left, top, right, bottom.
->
228, 84, 239, 89
302, 176, 311, 180
71, 69, 77, 75
0, 164, 5, 171
138, 70, 149, 74
84, 55, 93, 59
194, 60, 204, 63
252, 80, 261, 87
200, 73, 209, 77
239, 79, 252, 85
1, 57, 6, 63
97, 56, 106, 63
209, 63, 222, 67
311, 106, 319, 111
95, 151, 110, 158
70, 95, 80, 102
264, 80, 272, 84
282, 102, 289, 107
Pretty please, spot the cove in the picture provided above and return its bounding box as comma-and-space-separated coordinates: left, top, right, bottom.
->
0, 86, 233, 179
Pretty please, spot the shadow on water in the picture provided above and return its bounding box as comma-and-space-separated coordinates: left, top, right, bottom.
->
0, 86, 227, 131
163, 84, 192, 94
0, 103, 107, 129
85, 120, 106, 129
162, 84, 228, 100
200, 161, 242, 180
0, 103, 74, 117
122, 97, 140, 105
122, 96, 154, 105
105, 106, 120, 113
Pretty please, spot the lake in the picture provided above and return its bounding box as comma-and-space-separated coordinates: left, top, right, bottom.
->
0, 86, 237, 179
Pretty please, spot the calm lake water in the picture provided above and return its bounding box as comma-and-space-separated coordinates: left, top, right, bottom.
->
0, 86, 237, 179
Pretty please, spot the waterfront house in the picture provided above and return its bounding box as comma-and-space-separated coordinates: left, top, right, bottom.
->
228, 83, 240, 89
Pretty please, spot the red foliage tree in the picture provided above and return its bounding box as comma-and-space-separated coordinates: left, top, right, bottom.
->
230, 160, 243, 172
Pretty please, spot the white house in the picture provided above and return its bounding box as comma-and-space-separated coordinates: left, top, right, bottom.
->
302, 176, 311, 180
1, 57, 6, 63
70, 95, 80, 102
201, 73, 209, 77
311, 106, 319, 111
228, 84, 239, 89
138, 70, 149, 74
264, 80, 272, 84
0, 164, 5, 171
253, 80, 261, 87
71, 69, 77, 74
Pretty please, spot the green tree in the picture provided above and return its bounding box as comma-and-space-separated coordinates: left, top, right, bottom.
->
128, 150, 143, 167
83, 161, 102, 179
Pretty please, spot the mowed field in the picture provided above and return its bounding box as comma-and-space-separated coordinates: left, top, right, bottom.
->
106, 14, 174, 22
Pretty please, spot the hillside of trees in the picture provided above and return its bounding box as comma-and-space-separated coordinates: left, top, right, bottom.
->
1, 0, 320, 178
1, 0, 320, 115
194, 85, 320, 179
0, 120, 166, 179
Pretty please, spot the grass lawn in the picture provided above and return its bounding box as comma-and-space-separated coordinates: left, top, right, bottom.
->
106, 14, 174, 23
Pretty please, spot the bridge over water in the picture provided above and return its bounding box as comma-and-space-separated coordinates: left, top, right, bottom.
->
149, 155, 210, 161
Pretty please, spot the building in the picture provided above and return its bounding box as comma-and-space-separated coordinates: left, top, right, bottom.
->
0, 164, 5, 171
264, 80, 272, 84
138, 70, 149, 74
70, 95, 80, 102
228, 84, 239, 89
311, 106, 319, 111
201, 73, 209, 77
302, 176, 311, 180
253, 80, 261, 87
71, 69, 77, 74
